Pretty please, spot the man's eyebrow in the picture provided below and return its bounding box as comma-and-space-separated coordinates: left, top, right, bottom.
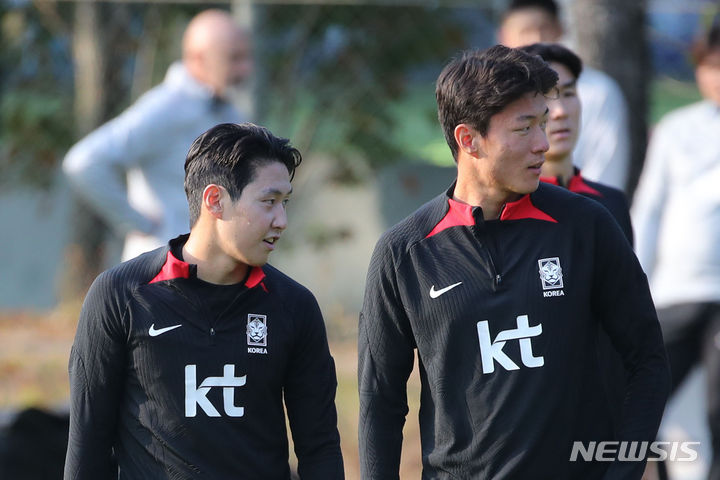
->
517, 107, 549, 121
262, 187, 293, 195
560, 79, 577, 89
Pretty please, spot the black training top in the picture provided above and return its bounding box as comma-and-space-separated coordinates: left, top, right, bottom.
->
358, 182, 669, 480
65, 235, 344, 480
541, 168, 634, 245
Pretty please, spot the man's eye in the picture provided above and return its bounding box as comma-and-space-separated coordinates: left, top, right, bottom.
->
282, 198, 290, 207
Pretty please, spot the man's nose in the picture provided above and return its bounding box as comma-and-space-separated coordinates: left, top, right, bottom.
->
534, 128, 550, 153
272, 204, 288, 230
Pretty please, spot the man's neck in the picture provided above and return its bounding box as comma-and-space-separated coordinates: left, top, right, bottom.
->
454, 156, 520, 220
541, 156, 574, 186
183, 230, 249, 285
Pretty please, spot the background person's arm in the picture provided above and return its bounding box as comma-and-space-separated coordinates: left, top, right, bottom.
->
630, 119, 671, 278
62, 102, 160, 237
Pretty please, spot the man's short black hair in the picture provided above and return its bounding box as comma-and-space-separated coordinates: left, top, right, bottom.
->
436, 45, 558, 160
520, 42, 583, 80
504, 0, 559, 19
692, 17, 720, 65
184, 122, 302, 227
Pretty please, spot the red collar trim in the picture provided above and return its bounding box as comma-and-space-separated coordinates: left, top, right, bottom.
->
150, 251, 190, 284
245, 267, 266, 289
426, 198, 474, 238
427, 194, 557, 237
149, 250, 267, 289
540, 172, 602, 197
540, 175, 560, 186
567, 174, 602, 196
500, 195, 558, 223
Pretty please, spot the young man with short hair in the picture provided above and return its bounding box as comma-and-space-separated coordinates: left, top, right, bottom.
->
65, 123, 344, 479
359, 46, 669, 479
497, 0, 630, 191
521, 42, 633, 243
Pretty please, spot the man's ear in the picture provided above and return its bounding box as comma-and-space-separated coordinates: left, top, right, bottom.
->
202, 184, 224, 219
454, 124, 484, 157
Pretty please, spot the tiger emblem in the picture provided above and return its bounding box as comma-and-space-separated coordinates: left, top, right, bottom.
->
538, 257, 564, 289
247, 315, 267, 346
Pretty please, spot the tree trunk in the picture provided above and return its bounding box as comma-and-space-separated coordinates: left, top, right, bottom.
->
64, 1, 109, 300
568, 0, 648, 197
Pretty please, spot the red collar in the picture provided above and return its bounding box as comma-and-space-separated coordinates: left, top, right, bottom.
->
427, 194, 557, 238
150, 250, 266, 289
540, 171, 602, 197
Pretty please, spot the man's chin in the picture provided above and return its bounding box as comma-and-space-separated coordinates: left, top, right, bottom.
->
520, 179, 541, 195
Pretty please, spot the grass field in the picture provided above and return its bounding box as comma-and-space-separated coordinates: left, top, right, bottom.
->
0, 305, 423, 479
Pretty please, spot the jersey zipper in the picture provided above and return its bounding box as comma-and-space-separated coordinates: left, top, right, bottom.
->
471, 209, 503, 290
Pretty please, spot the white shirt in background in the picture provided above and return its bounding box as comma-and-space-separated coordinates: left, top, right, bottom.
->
632, 100, 720, 308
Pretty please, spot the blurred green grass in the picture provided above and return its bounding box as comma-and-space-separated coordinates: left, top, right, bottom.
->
650, 76, 702, 125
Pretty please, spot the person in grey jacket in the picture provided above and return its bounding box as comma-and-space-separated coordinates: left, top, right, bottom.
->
63, 9, 252, 260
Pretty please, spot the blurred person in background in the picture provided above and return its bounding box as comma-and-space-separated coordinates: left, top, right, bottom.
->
498, 0, 631, 191
522, 42, 633, 243
63, 9, 252, 261
632, 18, 720, 480
64, 123, 344, 479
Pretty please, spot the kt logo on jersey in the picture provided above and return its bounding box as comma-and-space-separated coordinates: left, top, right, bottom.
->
538, 257, 565, 297
247, 314, 268, 354
477, 315, 544, 374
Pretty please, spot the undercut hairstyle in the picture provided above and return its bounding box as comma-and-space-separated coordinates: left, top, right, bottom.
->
691, 18, 720, 65
521, 42, 583, 80
502, 0, 559, 21
184, 122, 302, 227
436, 45, 558, 160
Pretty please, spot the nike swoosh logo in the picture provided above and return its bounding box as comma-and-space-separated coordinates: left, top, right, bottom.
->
148, 324, 182, 337
429, 282, 463, 299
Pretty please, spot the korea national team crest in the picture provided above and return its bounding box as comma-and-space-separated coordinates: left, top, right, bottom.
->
538, 257, 565, 297
247, 314, 268, 354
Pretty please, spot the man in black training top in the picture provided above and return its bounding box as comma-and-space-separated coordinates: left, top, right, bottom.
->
358, 46, 669, 479
65, 123, 344, 479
